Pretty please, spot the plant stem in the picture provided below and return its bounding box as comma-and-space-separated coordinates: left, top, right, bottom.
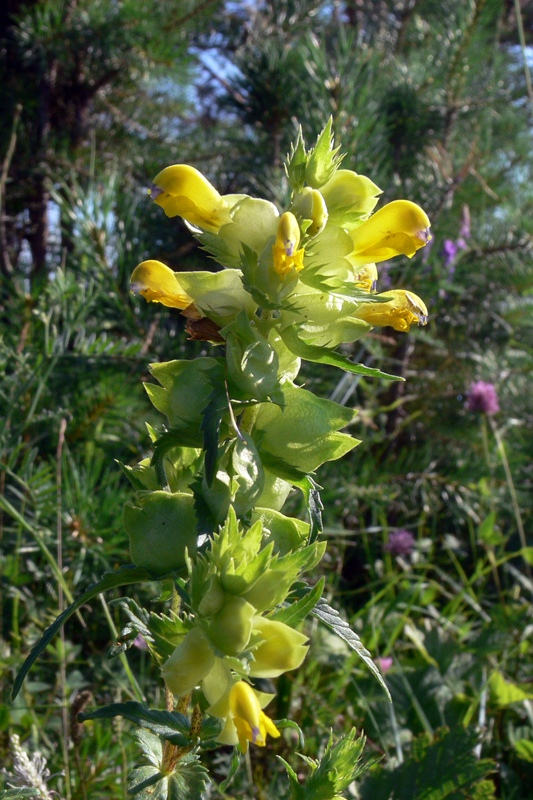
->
489, 418, 531, 578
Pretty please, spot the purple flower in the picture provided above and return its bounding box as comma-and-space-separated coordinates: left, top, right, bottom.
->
385, 529, 415, 557
133, 634, 149, 651
442, 239, 458, 267
465, 381, 500, 416
377, 656, 393, 673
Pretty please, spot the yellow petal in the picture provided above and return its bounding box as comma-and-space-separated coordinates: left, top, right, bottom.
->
149, 164, 231, 231
130, 260, 193, 308
355, 289, 428, 332
349, 200, 431, 266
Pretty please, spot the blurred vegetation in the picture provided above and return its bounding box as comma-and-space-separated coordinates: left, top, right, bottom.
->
1, 0, 533, 798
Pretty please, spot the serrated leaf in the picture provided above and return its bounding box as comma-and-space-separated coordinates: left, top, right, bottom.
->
79, 702, 190, 746
312, 600, 391, 701
168, 754, 210, 800
279, 325, 403, 381
272, 578, 324, 627
12, 565, 153, 700
135, 728, 163, 767
201, 374, 230, 487
359, 727, 495, 800
128, 766, 164, 797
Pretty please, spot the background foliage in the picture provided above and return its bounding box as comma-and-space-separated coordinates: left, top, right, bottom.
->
1, 0, 532, 798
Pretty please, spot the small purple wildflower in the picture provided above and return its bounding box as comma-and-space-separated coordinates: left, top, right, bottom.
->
465, 381, 500, 416
385, 529, 416, 557
377, 656, 393, 673
442, 239, 458, 267
133, 633, 149, 651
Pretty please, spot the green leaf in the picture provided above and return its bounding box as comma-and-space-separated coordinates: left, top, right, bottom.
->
201, 373, 230, 487
135, 728, 163, 768
312, 600, 391, 702
128, 767, 164, 797
275, 718, 305, 749
280, 729, 367, 800
79, 701, 191, 746
489, 670, 533, 707
272, 578, 324, 627
12, 565, 153, 700
514, 738, 533, 762
359, 727, 495, 800
279, 325, 403, 381
305, 118, 344, 188
230, 434, 265, 512
0, 791, 42, 799
168, 754, 210, 800
253, 382, 359, 475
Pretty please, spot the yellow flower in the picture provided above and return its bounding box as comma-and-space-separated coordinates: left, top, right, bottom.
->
228, 681, 281, 752
203, 666, 280, 752
248, 617, 309, 678
130, 260, 193, 308
349, 200, 431, 267
148, 164, 232, 232
272, 212, 305, 276
354, 289, 428, 332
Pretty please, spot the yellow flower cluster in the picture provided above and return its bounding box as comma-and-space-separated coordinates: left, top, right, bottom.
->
131, 162, 430, 340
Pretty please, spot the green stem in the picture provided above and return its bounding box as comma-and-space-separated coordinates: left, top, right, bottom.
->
98, 594, 145, 702
489, 418, 531, 577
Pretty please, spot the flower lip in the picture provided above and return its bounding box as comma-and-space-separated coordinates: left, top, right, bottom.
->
417, 227, 432, 244
405, 290, 428, 325
148, 184, 164, 201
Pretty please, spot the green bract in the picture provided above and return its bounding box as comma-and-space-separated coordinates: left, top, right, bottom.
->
124, 491, 197, 574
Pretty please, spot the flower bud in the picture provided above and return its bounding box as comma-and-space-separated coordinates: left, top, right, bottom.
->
248, 617, 309, 677
320, 169, 381, 225
206, 595, 256, 656
292, 188, 328, 237
161, 628, 215, 697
